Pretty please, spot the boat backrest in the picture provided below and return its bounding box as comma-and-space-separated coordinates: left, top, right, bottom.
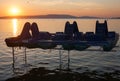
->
31, 22, 40, 38
20, 22, 31, 39
73, 21, 79, 33
64, 21, 73, 36
64, 21, 79, 39
95, 20, 108, 38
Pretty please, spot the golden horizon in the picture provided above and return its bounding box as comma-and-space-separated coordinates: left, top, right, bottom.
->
1, 0, 120, 18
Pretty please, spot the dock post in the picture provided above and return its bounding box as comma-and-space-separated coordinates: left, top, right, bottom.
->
12, 47, 15, 69
59, 48, 62, 70
24, 47, 27, 64
68, 50, 70, 70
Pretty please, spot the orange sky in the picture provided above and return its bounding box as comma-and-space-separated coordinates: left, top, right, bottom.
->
0, 0, 120, 17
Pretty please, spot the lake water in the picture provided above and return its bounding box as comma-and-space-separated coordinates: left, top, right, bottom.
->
0, 19, 120, 81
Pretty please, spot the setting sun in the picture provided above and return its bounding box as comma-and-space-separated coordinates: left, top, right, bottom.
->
9, 7, 21, 16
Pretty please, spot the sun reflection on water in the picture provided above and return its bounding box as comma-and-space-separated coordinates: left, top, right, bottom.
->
12, 19, 18, 36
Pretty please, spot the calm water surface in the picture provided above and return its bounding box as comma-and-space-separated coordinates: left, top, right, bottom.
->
0, 19, 120, 81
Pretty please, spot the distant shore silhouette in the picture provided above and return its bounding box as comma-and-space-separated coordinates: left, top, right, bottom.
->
0, 14, 120, 19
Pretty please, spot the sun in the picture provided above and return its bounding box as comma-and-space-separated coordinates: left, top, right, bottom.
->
10, 7, 21, 16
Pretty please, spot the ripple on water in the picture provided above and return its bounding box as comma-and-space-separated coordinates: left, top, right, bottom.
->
0, 32, 120, 81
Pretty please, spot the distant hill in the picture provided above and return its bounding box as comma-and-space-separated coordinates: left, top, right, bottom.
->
41, 14, 77, 18
0, 14, 119, 19
79, 16, 100, 19
111, 17, 120, 19
0, 14, 77, 19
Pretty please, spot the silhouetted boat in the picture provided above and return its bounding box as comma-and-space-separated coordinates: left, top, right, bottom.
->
5, 20, 119, 51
